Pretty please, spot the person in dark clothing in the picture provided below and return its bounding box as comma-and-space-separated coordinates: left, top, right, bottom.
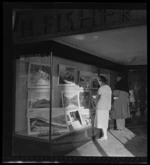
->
111, 74, 130, 131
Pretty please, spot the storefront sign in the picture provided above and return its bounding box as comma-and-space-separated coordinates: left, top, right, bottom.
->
13, 9, 146, 44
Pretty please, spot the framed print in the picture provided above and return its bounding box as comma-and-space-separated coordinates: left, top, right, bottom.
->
66, 109, 84, 130
80, 108, 91, 126
100, 74, 110, 85
61, 91, 79, 110
79, 91, 91, 109
79, 71, 92, 89
28, 62, 50, 88
28, 89, 50, 110
58, 64, 76, 85
51, 108, 70, 135
27, 108, 70, 135
91, 73, 99, 89
27, 109, 49, 135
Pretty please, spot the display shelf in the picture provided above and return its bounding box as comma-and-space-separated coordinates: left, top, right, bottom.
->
14, 124, 92, 143
13, 125, 93, 156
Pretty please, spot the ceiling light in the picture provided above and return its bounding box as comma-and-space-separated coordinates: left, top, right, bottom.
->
74, 35, 85, 40
93, 36, 98, 39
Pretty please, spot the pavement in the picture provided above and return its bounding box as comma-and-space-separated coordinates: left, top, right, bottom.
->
66, 115, 147, 157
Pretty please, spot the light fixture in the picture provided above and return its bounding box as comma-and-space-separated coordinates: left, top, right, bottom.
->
74, 35, 85, 40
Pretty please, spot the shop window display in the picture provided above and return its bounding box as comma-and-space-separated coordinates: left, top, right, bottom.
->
13, 54, 121, 156
15, 55, 51, 139
14, 54, 104, 141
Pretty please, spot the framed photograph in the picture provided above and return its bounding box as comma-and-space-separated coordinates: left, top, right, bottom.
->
66, 109, 84, 130
28, 62, 50, 88
51, 108, 70, 135
80, 107, 91, 126
58, 64, 76, 85
100, 74, 110, 85
28, 89, 50, 110
27, 109, 49, 135
61, 91, 79, 110
79, 71, 92, 89
91, 73, 99, 89
79, 91, 91, 109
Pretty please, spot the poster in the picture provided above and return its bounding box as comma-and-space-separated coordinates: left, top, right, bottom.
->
27, 108, 70, 135
27, 109, 49, 135
66, 109, 84, 130
79, 91, 91, 109
51, 108, 70, 135
58, 64, 76, 85
91, 73, 99, 89
80, 108, 91, 126
28, 89, 50, 109
61, 91, 79, 110
79, 71, 92, 89
28, 62, 50, 88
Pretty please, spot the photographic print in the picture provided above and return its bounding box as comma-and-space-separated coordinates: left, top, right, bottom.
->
58, 64, 76, 85
79, 91, 91, 109
66, 109, 84, 130
79, 71, 92, 89
28, 89, 50, 109
100, 73, 110, 85
27, 108, 70, 135
62, 91, 79, 109
91, 73, 99, 89
80, 108, 91, 126
51, 108, 70, 135
27, 109, 49, 135
28, 62, 50, 88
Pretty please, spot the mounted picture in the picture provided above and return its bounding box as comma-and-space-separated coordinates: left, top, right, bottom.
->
79, 71, 92, 89
100, 73, 110, 85
61, 91, 79, 110
28, 89, 50, 110
58, 64, 76, 85
51, 108, 70, 135
66, 109, 84, 130
27, 109, 49, 135
80, 107, 91, 126
27, 108, 70, 135
28, 62, 50, 88
91, 73, 99, 89
79, 91, 91, 109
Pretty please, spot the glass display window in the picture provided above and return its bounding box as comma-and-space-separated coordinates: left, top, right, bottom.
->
14, 54, 51, 141
14, 54, 93, 140
13, 53, 101, 156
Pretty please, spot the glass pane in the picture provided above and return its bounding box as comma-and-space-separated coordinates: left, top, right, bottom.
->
50, 56, 96, 156
15, 54, 51, 142
14, 54, 100, 156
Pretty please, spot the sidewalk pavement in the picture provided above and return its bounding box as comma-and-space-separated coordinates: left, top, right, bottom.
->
66, 127, 144, 157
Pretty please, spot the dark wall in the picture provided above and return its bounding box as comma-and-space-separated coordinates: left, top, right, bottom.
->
3, 3, 13, 160
14, 40, 126, 73
127, 65, 147, 113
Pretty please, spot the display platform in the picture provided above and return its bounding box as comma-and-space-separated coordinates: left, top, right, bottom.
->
13, 125, 92, 156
